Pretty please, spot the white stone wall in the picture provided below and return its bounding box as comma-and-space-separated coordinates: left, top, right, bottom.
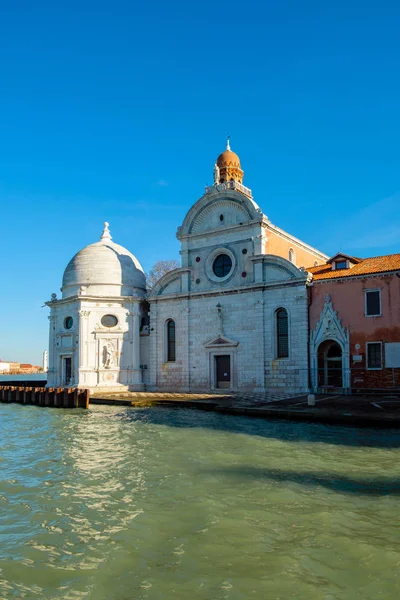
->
263, 285, 309, 392
148, 282, 309, 393
47, 297, 144, 391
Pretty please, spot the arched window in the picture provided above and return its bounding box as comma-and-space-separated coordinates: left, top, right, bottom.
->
166, 319, 176, 362
276, 308, 289, 358
289, 248, 295, 264
314, 260, 318, 267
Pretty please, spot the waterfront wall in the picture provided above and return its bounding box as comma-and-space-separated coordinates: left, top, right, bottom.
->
0, 386, 89, 408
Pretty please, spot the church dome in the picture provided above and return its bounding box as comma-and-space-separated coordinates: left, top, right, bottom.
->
62, 223, 146, 298
217, 149, 241, 168
215, 139, 244, 184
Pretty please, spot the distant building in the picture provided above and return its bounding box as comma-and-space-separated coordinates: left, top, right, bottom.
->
309, 253, 400, 392
0, 362, 10, 373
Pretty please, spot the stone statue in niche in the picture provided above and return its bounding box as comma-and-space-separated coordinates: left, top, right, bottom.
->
213, 163, 220, 185
103, 341, 115, 369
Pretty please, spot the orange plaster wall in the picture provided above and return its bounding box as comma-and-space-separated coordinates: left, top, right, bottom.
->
310, 275, 400, 387
266, 228, 325, 268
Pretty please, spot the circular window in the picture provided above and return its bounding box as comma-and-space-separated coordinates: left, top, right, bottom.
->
64, 316, 73, 330
213, 254, 232, 278
101, 314, 118, 328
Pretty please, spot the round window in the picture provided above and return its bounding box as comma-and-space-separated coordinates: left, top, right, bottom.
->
101, 314, 118, 328
213, 254, 232, 278
64, 316, 73, 330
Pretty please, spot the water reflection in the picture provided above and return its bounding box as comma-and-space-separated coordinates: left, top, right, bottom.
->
205, 467, 400, 495
0, 404, 399, 600
120, 405, 400, 448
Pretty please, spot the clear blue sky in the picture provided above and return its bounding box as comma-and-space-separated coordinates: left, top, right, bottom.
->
1, 0, 399, 364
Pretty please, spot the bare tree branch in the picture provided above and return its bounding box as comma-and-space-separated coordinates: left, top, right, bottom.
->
146, 260, 180, 290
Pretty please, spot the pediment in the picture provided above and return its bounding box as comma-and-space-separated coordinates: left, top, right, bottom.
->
204, 335, 239, 348
310, 294, 349, 346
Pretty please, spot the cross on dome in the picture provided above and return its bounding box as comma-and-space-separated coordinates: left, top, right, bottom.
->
100, 221, 112, 241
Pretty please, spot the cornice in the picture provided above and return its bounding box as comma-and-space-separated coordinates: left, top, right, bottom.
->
178, 218, 266, 242
149, 278, 307, 303
309, 270, 400, 285
45, 295, 144, 307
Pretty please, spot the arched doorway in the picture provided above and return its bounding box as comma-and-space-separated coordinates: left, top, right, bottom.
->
317, 340, 343, 389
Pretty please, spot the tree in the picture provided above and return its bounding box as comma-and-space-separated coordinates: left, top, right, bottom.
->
146, 260, 180, 290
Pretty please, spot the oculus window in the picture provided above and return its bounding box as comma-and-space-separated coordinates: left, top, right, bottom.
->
213, 254, 232, 278
101, 314, 118, 328
64, 317, 73, 330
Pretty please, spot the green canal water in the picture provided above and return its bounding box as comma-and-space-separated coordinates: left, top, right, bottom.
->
0, 405, 399, 600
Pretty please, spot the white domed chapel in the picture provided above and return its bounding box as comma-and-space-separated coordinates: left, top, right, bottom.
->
46, 222, 147, 391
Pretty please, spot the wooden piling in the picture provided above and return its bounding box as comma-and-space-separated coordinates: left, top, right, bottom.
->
0, 385, 88, 409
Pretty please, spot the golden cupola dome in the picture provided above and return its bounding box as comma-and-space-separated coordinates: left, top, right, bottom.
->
215, 139, 244, 184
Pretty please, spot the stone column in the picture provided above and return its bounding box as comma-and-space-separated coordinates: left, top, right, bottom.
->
181, 300, 190, 392
130, 305, 144, 390
47, 313, 56, 387
78, 310, 90, 386
148, 302, 157, 390
254, 293, 266, 392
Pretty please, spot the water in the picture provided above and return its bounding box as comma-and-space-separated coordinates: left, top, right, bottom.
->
0, 405, 399, 600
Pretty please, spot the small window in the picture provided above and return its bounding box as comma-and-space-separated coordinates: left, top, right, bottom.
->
167, 320, 176, 362
276, 308, 289, 358
365, 290, 381, 317
335, 260, 347, 270
367, 342, 382, 369
314, 261, 318, 267
288, 249, 295, 264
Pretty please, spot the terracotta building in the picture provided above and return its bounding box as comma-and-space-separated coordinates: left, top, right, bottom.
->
308, 253, 400, 392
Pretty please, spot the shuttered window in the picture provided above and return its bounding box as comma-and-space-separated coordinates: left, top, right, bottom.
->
276, 308, 289, 358
167, 320, 176, 362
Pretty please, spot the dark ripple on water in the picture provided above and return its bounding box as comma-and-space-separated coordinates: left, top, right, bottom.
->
0, 404, 399, 599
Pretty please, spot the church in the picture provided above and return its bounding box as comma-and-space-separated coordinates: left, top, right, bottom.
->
46, 142, 328, 394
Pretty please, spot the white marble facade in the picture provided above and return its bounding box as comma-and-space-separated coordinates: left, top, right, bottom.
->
46, 151, 315, 394
46, 223, 147, 391
147, 187, 310, 394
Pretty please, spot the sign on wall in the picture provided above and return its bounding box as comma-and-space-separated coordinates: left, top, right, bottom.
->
385, 343, 400, 368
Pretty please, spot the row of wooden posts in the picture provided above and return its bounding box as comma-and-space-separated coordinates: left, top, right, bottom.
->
0, 386, 89, 409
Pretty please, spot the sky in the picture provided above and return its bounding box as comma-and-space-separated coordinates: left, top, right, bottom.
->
0, 0, 399, 364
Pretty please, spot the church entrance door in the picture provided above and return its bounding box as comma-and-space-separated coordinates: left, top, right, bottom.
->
63, 357, 72, 386
215, 355, 231, 389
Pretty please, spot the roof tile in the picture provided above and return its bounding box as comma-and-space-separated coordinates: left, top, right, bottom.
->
308, 253, 400, 280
